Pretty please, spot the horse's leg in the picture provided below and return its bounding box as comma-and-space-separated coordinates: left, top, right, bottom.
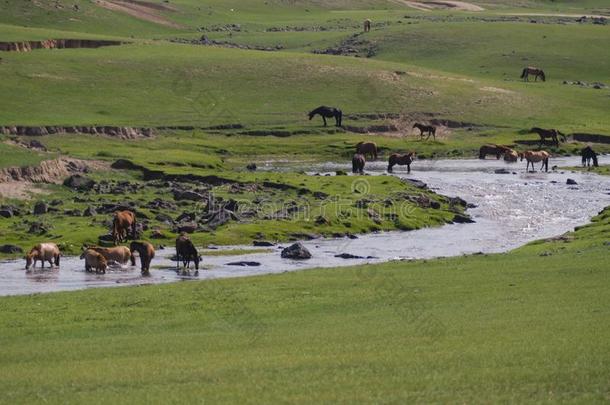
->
322, 116, 327, 127
407, 163, 411, 174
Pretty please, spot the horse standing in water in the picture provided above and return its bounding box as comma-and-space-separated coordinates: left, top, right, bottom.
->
25, 243, 60, 270
363, 19, 371, 32
520, 150, 550, 172
520, 67, 546, 82
581, 146, 599, 167
413, 123, 436, 140
130, 241, 155, 275
352, 153, 365, 174
388, 152, 416, 173
175, 233, 200, 272
308, 106, 342, 127
356, 141, 378, 160
529, 127, 565, 147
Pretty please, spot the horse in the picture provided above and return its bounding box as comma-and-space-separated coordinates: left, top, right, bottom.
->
356, 141, 378, 160
388, 152, 416, 173
80, 249, 108, 274
479, 144, 504, 160
581, 146, 599, 167
529, 127, 565, 147
503, 148, 519, 162
25, 243, 60, 270
308, 106, 342, 127
130, 241, 155, 275
413, 123, 436, 140
520, 67, 546, 82
352, 153, 366, 174
363, 19, 371, 32
176, 233, 200, 272
520, 150, 550, 172
87, 245, 131, 265
112, 210, 136, 245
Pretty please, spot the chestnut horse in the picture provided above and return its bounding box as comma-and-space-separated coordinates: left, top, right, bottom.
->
520, 150, 550, 172
503, 148, 519, 162
520, 67, 546, 82
479, 144, 503, 160
356, 141, 378, 160
388, 152, 416, 173
80, 249, 108, 274
352, 153, 365, 174
25, 243, 60, 270
88, 245, 131, 265
112, 210, 136, 245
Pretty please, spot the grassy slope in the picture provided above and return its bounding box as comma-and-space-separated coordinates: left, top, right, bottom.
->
0, 207, 608, 403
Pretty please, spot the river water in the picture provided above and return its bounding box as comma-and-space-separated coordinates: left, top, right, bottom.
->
1, 156, 609, 296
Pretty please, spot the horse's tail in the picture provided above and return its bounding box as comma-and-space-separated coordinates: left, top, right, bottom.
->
55, 253, 60, 267
131, 215, 137, 239
593, 154, 599, 167
520, 68, 527, 79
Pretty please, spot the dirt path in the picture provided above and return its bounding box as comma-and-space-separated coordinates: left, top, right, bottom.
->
393, 0, 484, 12
94, 0, 184, 29
0, 182, 48, 200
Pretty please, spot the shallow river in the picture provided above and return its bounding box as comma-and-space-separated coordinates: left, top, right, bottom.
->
1, 156, 609, 296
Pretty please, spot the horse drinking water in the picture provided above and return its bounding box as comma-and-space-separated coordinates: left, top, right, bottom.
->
308, 106, 342, 127
352, 153, 366, 174
581, 146, 599, 167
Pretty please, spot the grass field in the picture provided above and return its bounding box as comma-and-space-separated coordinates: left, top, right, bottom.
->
0, 206, 608, 403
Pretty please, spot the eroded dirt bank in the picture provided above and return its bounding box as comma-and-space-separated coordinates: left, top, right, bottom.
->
0, 158, 107, 184
0, 39, 124, 52
0, 126, 153, 139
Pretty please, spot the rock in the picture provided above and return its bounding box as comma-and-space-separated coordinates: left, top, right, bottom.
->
246, 163, 257, 171
335, 170, 348, 176
27, 221, 49, 234
150, 229, 166, 239
226, 261, 261, 267
315, 215, 329, 225
452, 214, 475, 224
313, 191, 328, 199
155, 213, 174, 224
33, 201, 48, 215
281, 242, 312, 259
0, 208, 13, 218
83, 206, 97, 216
403, 178, 427, 189
63, 174, 95, 191
430, 201, 441, 209
0, 244, 23, 254
566, 178, 578, 185
176, 222, 198, 233
347, 234, 358, 239
334, 253, 365, 259
495, 168, 511, 174
253, 241, 275, 247
173, 190, 204, 201
63, 209, 81, 216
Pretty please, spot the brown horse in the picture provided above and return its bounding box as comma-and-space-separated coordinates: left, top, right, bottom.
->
388, 152, 416, 173
176, 233, 200, 272
80, 249, 108, 274
25, 243, 60, 270
130, 241, 155, 275
356, 141, 378, 160
529, 127, 565, 147
88, 245, 131, 265
479, 144, 504, 159
112, 210, 136, 245
520, 67, 546, 82
352, 153, 365, 174
520, 150, 550, 172
363, 19, 371, 32
413, 123, 436, 140
503, 148, 519, 162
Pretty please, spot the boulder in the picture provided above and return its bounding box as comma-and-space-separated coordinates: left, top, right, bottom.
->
253, 241, 275, 247
246, 163, 257, 171
281, 242, 312, 259
173, 190, 204, 201
83, 206, 97, 216
0, 208, 13, 218
0, 244, 23, 254
226, 261, 261, 267
33, 201, 48, 215
403, 178, 427, 189
63, 175, 95, 191
452, 214, 475, 224
566, 178, 578, 185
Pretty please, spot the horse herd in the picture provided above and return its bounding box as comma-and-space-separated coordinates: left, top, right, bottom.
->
24, 210, 200, 274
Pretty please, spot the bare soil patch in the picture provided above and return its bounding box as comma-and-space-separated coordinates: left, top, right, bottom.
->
394, 0, 484, 12
94, 0, 184, 28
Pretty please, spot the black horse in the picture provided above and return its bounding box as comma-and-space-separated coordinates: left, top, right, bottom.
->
352, 153, 365, 174
581, 146, 599, 167
530, 127, 566, 147
413, 123, 436, 140
308, 106, 342, 127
